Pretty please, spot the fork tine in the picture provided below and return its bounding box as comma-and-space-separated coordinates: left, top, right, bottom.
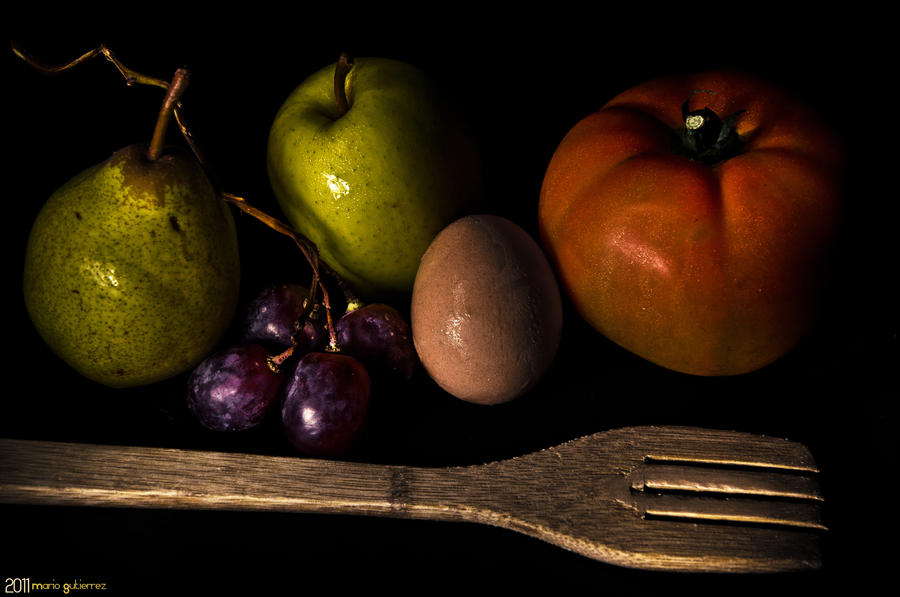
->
624, 426, 820, 472
632, 492, 827, 530
608, 512, 825, 572
631, 463, 824, 501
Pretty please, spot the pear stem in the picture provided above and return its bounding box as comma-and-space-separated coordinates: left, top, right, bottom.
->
147, 68, 190, 161
334, 53, 353, 117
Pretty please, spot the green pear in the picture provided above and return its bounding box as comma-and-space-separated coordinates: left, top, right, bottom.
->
267, 56, 482, 300
23, 144, 240, 388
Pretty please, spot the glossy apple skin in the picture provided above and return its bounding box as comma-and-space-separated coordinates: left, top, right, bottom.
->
267, 57, 481, 300
539, 70, 843, 376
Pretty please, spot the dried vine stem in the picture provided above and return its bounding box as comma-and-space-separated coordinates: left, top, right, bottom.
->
11, 42, 168, 87
11, 41, 207, 162
11, 41, 359, 351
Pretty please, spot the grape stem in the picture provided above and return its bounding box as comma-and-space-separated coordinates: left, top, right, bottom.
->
269, 345, 296, 371
222, 192, 339, 349
12, 41, 365, 350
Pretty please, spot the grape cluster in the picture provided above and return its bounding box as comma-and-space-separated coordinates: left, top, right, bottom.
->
186, 283, 417, 456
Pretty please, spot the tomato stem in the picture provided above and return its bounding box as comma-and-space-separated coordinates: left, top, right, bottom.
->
679, 93, 744, 165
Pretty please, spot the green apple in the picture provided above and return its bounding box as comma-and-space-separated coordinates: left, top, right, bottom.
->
267, 55, 482, 300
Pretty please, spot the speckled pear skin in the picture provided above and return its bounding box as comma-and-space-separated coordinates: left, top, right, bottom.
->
267, 57, 481, 300
23, 144, 241, 388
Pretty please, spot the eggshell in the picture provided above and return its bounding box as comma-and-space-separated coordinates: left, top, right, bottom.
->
411, 214, 563, 405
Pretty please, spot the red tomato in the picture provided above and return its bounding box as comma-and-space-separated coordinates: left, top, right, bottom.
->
538, 70, 843, 376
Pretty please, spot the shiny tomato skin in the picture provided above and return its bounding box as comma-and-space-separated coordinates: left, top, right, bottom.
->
538, 70, 843, 376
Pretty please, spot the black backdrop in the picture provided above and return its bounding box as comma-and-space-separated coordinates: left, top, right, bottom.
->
3, 7, 895, 593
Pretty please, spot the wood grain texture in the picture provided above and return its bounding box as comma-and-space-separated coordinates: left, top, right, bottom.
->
0, 426, 825, 572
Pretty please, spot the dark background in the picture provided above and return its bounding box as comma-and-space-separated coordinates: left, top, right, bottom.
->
3, 7, 895, 593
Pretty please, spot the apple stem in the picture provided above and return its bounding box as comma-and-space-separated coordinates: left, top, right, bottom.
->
147, 68, 190, 161
334, 52, 354, 116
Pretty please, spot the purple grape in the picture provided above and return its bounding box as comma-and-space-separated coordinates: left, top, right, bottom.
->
335, 304, 417, 383
281, 352, 370, 456
242, 284, 325, 352
187, 344, 285, 432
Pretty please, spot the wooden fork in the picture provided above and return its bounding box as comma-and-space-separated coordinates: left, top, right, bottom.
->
0, 426, 824, 572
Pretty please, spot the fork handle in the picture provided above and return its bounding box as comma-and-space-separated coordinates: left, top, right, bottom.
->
0, 438, 493, 523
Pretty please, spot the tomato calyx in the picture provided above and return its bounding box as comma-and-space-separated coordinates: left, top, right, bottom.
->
678, 92, 745, 166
